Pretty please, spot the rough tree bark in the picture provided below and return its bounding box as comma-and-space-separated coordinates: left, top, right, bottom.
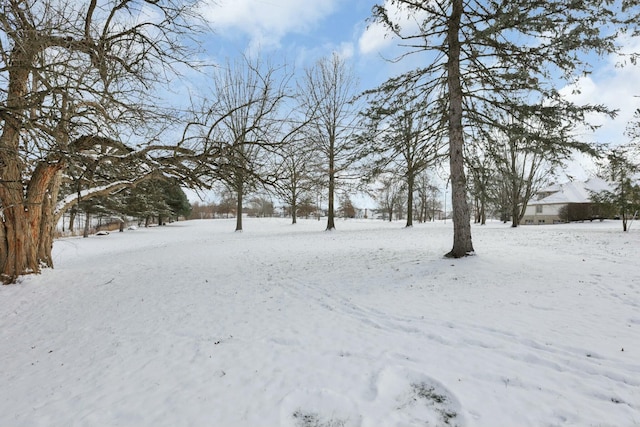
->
0, 42, 66, 281
1, 0, 203, 282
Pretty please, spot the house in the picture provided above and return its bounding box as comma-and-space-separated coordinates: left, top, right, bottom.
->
521, 177, 613, 225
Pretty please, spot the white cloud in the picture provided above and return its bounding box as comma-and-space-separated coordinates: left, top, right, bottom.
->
560, 40, 640, 146
336, 42, 354, 60
201, 0, 339, 49
556, 40, 640, 179
358, 21, 394, 55
357, 0, 430, 56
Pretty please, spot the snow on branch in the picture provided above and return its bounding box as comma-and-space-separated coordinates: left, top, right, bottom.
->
54, 171, 160, 222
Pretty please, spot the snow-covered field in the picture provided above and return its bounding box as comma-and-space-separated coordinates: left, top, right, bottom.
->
1, 218, 639, 427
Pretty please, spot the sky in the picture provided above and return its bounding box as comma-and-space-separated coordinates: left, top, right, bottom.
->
183, 0, 640, 197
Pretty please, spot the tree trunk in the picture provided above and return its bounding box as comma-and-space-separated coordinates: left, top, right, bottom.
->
406, 171, 414, 228
83, 210, 91, 238
0, 35, 73, 280
510, 169, 520, 227
235, 183, 243, 232
0, 47, 31, 282
1, 116, 63, 281
326, 138, 336, 230
36, 170, 63, 267
474, 197, 479, 223
511, 201, 520, 227
1, 163, 64, 283
291, 196, 298, 225
68, 208, 76, 232
445, 0, 474, 258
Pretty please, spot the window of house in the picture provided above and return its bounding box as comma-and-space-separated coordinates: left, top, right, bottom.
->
535, 205, 543, 213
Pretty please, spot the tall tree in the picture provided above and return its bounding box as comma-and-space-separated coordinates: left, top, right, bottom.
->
372, 0, 624, 257
271, 136, 316, 224
300, 53, 361, 231
483, 114, 571, 227
413, 170, 440, 223
184, 56, 291, 231
465, 140, 496, 225
0, 0, 202, 283
268, 94, 320, 225
376, 175, 405, 221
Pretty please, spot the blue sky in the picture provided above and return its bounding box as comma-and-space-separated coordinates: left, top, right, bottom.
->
194, 0, 640, 180
198, 0, 393, 91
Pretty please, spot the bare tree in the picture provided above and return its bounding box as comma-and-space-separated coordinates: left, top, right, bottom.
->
465, 141, 495, 225
413, 171, 440, 223
271, 136, 316, 224
0, 0, 204, 283
491, 130, 555, 227
183, 56, 292, 231
300, 53, 361, 231
376, 175, 405, 222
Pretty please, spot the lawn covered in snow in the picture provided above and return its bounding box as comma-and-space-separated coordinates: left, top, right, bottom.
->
1, 218, 639, 426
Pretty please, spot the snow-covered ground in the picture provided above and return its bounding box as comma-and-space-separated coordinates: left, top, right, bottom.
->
1, 218, 639, 427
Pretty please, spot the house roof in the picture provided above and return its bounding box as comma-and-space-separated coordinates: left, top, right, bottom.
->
529, 177, 613, 205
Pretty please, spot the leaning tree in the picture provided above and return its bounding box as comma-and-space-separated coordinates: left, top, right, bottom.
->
0, 0, 203, 283
371, 0, 632, 257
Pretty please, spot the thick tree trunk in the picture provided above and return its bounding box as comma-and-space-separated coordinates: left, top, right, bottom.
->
0, 48, 31, 283
0, 72, 64, 280
0, 162, 63, 282
0, 201, 29, 283
36, 170, 63, 267
445, 0, 474, 258
511, 202, 520, 227
0, 43, 69, 282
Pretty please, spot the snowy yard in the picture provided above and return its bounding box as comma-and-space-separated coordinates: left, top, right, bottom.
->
1, 218, 639, 427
